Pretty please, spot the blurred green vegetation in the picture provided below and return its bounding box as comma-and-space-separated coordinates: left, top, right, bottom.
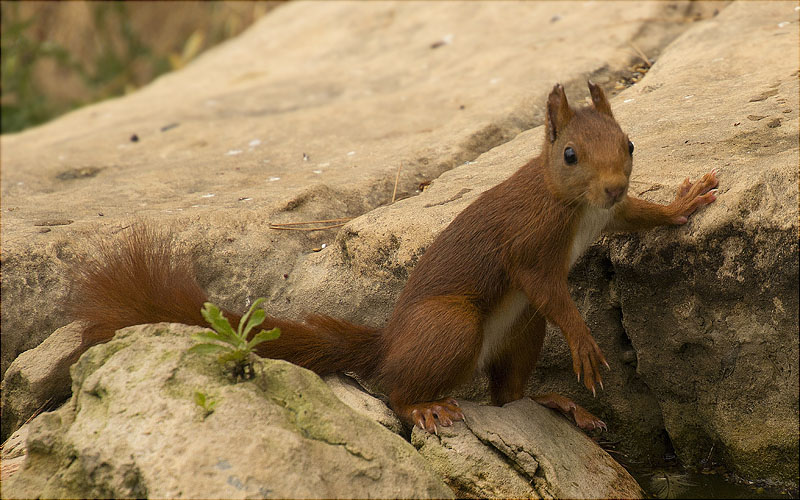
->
1, 1, 275, 134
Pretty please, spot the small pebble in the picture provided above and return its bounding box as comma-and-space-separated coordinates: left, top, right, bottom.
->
130, 134, 139, 142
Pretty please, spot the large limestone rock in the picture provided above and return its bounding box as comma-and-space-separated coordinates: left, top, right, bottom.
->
0, 1, 720, 377
530, 0, 799, 484
413, 399, 644, 499
259, 0, 800, 485
3, 0, 796, 490
2, 324, 642, 499
2, 323, 453, 499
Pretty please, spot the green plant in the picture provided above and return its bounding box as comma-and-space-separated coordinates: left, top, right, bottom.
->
190, 298, 280, 381
193, 391, 218, 418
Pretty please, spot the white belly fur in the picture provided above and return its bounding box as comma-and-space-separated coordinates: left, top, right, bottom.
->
477, 289, 529, 370
476, 207, 611, 371
568, 207, 612, 268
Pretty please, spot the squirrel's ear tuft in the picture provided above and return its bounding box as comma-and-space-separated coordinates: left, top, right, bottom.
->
546, 83, 573, 143
588, 81, 614, 118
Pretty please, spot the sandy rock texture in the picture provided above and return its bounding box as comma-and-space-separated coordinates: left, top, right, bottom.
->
257, 0, 800, 485
1, 324, 643, 499
529, 0, 799, 484
2, 324, 453, 499
1, 0, 797, 490
413, 399, 644, 499
1, 0, 719, 377
0, 322, 85, 440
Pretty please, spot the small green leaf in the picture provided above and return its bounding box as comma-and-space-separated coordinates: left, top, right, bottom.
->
189, 343, 229, 355
238, 298, 266, 337
242, 309, 267, 339
191, 330, 229, 345
201, 302, 236, 342
194, 391, 206, 406
247, 327, 281, 349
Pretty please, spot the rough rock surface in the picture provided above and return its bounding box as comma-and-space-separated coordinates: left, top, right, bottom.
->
0, 321, 85, 441
256, 0, 800, 485
529, 0, 799, 484
1, 0, 720, 377
2, 324, 453, 499
324, 373, 405, 436
2, 0, 797, 489
413, 399, 644, 499
1, 324, 644, 499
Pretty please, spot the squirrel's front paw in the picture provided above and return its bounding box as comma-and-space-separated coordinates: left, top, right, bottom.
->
569, 332, 609, 396
670, 168, 720, 224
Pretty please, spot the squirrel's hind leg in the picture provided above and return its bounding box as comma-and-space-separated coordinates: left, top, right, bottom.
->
487, 311, 546, 406
381, 296, 482, 434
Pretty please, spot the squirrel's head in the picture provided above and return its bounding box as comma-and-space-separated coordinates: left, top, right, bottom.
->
543, 82, 633, 210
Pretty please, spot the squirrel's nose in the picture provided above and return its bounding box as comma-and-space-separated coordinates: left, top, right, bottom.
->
605, 186, 626, 204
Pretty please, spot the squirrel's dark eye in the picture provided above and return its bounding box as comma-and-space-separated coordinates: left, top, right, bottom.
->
564, 147, 578, 165
628, 140, 634, 155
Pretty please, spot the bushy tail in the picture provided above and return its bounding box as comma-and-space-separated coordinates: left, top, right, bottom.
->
68, 224, 383, 379
256, 314, 382, 378
69, 224, 210, 345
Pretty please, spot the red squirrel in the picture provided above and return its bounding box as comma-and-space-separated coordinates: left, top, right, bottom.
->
70, 82, 718, 434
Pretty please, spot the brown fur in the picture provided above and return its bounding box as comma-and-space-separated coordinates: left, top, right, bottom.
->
67, 82, 718, 433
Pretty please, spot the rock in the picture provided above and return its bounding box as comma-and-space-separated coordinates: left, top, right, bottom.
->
3, 0, 795, 489
0, 425, 29, 483
413, 399, 645, 499
2, 323, 453, 499
0, 321, 85, 441
1, 0, 719, 378
602, 1, 799, 484
324, 373, 405, 435
2, 324, 641, 499
264, 0, 800, 486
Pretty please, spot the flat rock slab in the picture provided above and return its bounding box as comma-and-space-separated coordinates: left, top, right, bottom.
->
0, 1, 719, 377
1, 323, 453, 499
413, 399, 644, 499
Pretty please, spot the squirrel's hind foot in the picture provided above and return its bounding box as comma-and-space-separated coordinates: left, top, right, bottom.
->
533, 393, 607, 432
398, 397, 465, 434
